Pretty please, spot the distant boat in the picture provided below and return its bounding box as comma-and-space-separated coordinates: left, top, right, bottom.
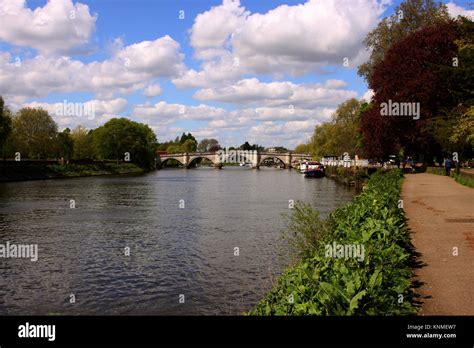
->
304, 162, 325, 178
299, 162, 308, 173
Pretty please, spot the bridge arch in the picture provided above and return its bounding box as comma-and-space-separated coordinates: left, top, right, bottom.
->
258, 155, 287, 168
187, 155, 219, 168
160, 157, 185, 168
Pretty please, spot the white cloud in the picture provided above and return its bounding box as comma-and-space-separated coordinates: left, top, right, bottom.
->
131, 101, 228, 125
194, 78, 357, 109
23, 98, 127, 129
194, 78, 294, 104
179, 0, 388, 88
0, 35, 185, 100
0, 0, 97, 55
143, 84, 162, 97
247, 120, 317, 148
190, 0, 249, 59
172, 52, 241, 89
446, 2, 474, 19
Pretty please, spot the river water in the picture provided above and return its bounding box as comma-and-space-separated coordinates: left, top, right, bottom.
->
0, 167, 355, 315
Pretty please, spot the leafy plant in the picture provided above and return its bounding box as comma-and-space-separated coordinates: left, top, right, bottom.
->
249, 170, 416, 316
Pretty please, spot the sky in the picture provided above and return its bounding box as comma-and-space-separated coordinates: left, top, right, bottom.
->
0, 0, 472, 148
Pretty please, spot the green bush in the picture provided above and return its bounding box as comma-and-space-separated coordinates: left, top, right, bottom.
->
249, 170, 416, 316
453, 173, 474, 188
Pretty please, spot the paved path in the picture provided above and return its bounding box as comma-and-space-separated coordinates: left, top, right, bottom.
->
402, 173, 474, 315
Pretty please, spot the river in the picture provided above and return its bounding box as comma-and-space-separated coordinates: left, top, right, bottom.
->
0, 167, 355, 315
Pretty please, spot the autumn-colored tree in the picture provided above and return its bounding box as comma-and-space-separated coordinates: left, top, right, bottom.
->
358, 0, 449, 82
361, 20, 466, 161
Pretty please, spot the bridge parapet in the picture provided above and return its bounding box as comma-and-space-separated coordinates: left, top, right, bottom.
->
157, 151, 312, 169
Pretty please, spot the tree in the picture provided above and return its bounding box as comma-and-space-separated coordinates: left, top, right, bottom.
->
156, 140, 175, 152
239, 141, 262, 151
197, 138, 220, 152
179, 132, 196, 145
10, 107, 58, 159
0, 96, 12, 160
181, 138, 197, 152
271, 146, 288, 153
308, 98, 364, 159
71, 125, 95, 159
166, 144, 182, 154
361, 20, 466, 161
240, 141, 252, 151
358, 0, 449, 82
93, 118, 158, 169
294, 143, 311, 153
55, 128, 74, 159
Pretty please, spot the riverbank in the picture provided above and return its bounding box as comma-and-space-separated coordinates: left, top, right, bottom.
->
323, 166, 376, 190
402, 173, 474, 315
250, 169, 415, 315
0, 162, 144, 182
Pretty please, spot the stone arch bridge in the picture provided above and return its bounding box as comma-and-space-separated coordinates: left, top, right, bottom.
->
157, 151, 312, 169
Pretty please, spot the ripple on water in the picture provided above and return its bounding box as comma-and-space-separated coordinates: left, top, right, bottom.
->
0, 170, 355, 314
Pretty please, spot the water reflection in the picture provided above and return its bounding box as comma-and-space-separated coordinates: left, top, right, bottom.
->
0, 168, 354, 315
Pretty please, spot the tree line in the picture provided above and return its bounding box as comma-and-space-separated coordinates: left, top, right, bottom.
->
0, 102, 158, 169
296, 0, 473, 164
0, 101, 287, 169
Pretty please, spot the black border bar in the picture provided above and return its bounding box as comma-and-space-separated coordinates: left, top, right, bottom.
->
0, 315, 473, 346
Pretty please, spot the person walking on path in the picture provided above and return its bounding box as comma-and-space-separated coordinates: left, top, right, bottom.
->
444, 157, 453, 176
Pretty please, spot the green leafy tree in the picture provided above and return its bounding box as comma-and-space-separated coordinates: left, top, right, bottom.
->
293, 143, 311, 154
166, 144, 182, 154
71, 125, 95, 159
0, 96, 12, 160
93, 118, 158, 169
309, 98, 364, 159
181, 138, 197, 152
179, 132, 196, 145
240, 141, 262, 151
240, 141, 252, 151
55, 128, 74, 159
10, 107, 58, 159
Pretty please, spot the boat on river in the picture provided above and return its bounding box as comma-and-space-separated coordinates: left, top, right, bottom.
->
304, 162, 325, 178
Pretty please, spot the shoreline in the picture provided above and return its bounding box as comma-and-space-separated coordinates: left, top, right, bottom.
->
0, 162, 146, 183
250, 169, 416, 315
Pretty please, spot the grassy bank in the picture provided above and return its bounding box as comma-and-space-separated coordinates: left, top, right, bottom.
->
0, 162, 144, 182
324, 166, 375, 190
249, 169, 415, 315
425, 166, 474, 188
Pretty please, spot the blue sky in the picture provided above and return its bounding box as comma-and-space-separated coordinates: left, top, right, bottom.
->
0, 0, 472, 148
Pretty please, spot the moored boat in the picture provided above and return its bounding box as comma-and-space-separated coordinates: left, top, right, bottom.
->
304, 162, 325, 178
